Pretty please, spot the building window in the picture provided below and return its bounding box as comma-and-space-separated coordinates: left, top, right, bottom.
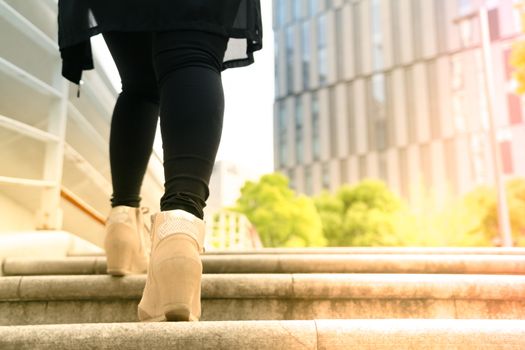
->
404, 68, 417, 142
335, 8, 344, 79
398, 148, 409, 198
426, 60, 440, 139
457, 0, 472, 15
293, 0, 302, 20
420, 144, 431, 189
358, 155, 367, 179
318, 14, 328, 86
474, 50, 490, 130
411, 0, 422, 59
390, 0, 401, 64
370, 74, 387, 151
503, 48, 513, 81
379, 152, 388, 183
385, 72, 395, 149
322, 163, 330, 190
485, 0, 499, 9
301, 21, 311, 89
289, 168, 296, 190
340, 158, 348, 184
309, 0, 318, 17
488, 8, 500, 41
444, 139, 457, 194
274, 34, 280, 97
508, 94, 523, 125
312, 92, 321, 161
279, 102, 288, 168
434, 0, 447, 54
470, 134, 488, 184
500, 140, 514, 175
329, 87, 337, 157
513, 0, 523, 34
295, 97, 304, 164
277, 0, 288, 28
346, 82, 356, 154
352, 1, 362, 74
503, 48, 524, 125
451, 55, 466, 133
371, 0, 384, 71
286, 26, 295, 94
305, 165, 313, 195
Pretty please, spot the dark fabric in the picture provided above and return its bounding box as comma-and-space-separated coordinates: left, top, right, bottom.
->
104, 30, 227, 219
57, 0, 262, 86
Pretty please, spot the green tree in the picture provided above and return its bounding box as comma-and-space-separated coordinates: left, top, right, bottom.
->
314, 179, 416, 246
462, 178, 525, 246
234, 173, 326, 247
510, 2, 525, 94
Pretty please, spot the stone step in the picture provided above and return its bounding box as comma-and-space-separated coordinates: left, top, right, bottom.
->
68, 247, 525, 257
1, 319, 524, 349
4, 254, 525, 275
1, 273, 524, 325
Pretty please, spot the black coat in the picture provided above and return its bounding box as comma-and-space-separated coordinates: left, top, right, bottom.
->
57, 0, 262, 85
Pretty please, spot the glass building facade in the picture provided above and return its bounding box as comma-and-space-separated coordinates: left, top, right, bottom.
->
273, 0, 525, 203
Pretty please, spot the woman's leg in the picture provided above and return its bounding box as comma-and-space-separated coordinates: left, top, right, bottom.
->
152, 31, 228, 219
102, 31, 160, 208
138, 30, 228, 322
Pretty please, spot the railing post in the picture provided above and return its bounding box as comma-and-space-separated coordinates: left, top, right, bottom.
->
36, 59, 69, 230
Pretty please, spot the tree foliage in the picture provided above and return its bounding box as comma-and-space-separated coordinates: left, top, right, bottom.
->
234, 172, 525, 248
510, 3, 525, 94
461, 178, 525, 246
313, 180, 416, 246
510, 40, 525, 94
234, 173, 326, 247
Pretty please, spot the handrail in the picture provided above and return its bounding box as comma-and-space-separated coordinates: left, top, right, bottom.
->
62, 143, 112, 196
0, 180, 108, 227
60, 186, 106, 226
0, 0, 59, 55
0, 114, 60, 143
0, 57, 61, 98
67, 102, 109, 155
0, 176, 56, 188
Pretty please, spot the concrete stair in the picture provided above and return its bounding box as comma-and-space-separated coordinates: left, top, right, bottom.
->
1, 319, 525, 350
1, 248, 524, 349
4, 253, 525, 274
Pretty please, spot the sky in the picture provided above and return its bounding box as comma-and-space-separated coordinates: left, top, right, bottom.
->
91, 2, 275, 179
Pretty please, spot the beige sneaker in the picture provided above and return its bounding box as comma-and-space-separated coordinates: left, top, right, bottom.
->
137, 209, 205, 322
104, 205, 150, 276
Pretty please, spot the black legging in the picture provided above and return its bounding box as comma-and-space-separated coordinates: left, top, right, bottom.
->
102, 30, 228, 219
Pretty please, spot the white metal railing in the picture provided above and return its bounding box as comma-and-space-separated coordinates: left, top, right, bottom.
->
0, 1, 88, 231
0, 57, 61, 98
0, 114, 60, 143
205, 210, 263, 251
0, 1, 169, 245
41, 0, 58, 12
80, 76, 114, 118
63, 143, 112, 196
0, 0, 58, 55
0, 176, 56, 188
67, 103, 109, 155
